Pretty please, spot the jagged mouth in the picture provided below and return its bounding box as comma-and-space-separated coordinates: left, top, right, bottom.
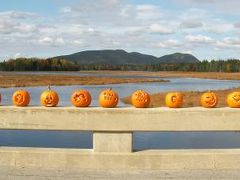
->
45, 95, 54, 105
205, 97, 217, 105
135, 92, 148, 102
74, 94, 86, 102
233, 96, 240, 102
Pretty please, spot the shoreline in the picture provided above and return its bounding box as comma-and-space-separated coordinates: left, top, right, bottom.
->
79, 70, 240, 80
4, 70, 240, 80
0, 73, 168, 88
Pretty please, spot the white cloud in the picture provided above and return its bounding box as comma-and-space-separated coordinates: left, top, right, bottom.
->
103, 0, 121, 6
216, 37, 240, 49
155, 39, 182, 48
223, 37, 240, 45
38, 37, 53, 44
204, 21, 234, 33
165, 39, 182, 47
0, 20, 37, 35
185, 34, 214, 43
73, 40, 83, 45
149, 24, 174, 34
0, 10, 38, 36
172, 0, 240, 15
38, 37, 65, 47
0, 11, 37, 19
135, 4, 163, 20
125, 26, 145, 36
180, 20, 203, 29
14, 53, 22, 58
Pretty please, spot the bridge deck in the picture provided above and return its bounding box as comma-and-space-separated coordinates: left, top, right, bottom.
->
0, 106, 240, 174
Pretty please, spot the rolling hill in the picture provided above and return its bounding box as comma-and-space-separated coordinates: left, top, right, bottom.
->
52, 49, 200, 64
158, 53, 199, 63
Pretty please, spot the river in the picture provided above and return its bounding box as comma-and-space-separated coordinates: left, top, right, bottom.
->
0, 72, 240, 150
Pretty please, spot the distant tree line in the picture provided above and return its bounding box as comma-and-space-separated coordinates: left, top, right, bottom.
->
0, 58, 79, 71
1, 58, 240, 72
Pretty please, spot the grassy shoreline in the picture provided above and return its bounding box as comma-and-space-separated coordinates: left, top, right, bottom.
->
81, 70, 240, 80
0, 72, 168, 88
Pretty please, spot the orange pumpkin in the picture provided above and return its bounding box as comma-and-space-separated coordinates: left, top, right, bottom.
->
165, 92, 183, 108
71, 90, 92, 107
200, 92, 218, 108
227, 92, 240, 108
99, 88, 118, 108
131, 90, 150, 108
40, 86, 59, 107
12, 90, 30, 107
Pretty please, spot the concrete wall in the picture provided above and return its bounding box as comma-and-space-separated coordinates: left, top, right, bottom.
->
0, 106, 239, 131
1, 147, 240, 170
0, 106, 240, 170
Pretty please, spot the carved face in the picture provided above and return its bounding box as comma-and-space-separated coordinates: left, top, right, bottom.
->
165, 92, 183, 108
200, 92, 218, 108
12, 90, 30, 106
40, 89, 59, 107
131, 90, 150, 108
227, 92, 240, 108
71, 90, 92, 107
99, 89, 118, 108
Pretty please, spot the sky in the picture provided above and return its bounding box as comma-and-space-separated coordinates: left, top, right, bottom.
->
0, 0, 240, 61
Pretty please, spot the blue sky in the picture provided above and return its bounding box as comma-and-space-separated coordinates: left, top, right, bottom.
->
0, 0, 240, 60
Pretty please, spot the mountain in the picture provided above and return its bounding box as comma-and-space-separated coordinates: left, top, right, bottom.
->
52, 49, 200, 64
158, 53, 200, 63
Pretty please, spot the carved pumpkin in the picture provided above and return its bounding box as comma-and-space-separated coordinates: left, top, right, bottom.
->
165, 92, 183, 108
227, 92, 240, 108
99, 88, 118, 108
12, 90, 30, 107
71, 90, 92, 107
131, 90, 150, 108
40, 86, 59, 107
200, 92, 218, 108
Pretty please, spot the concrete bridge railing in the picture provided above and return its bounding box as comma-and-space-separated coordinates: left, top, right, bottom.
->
0, 106, 240, 170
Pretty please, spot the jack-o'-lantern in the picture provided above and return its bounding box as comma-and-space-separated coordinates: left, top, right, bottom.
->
12, 90, 30, 107
71, 90, 92, 107
200, 92, 218, 108
99, 88, 118, 108
131, 90, 150, 108
165, 92, 183, 108
40, 86, 59, 107
227, 92, 240, 108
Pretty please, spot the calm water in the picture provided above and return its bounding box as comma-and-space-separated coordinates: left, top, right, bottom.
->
1, 73, 240, 150
1, 77, 240, 106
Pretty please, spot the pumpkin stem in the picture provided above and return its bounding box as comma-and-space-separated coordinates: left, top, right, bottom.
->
109, 88, 112, 90
47, 85, 51, 91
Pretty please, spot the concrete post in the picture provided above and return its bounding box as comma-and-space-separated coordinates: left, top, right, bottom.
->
93, 132, 133, 153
